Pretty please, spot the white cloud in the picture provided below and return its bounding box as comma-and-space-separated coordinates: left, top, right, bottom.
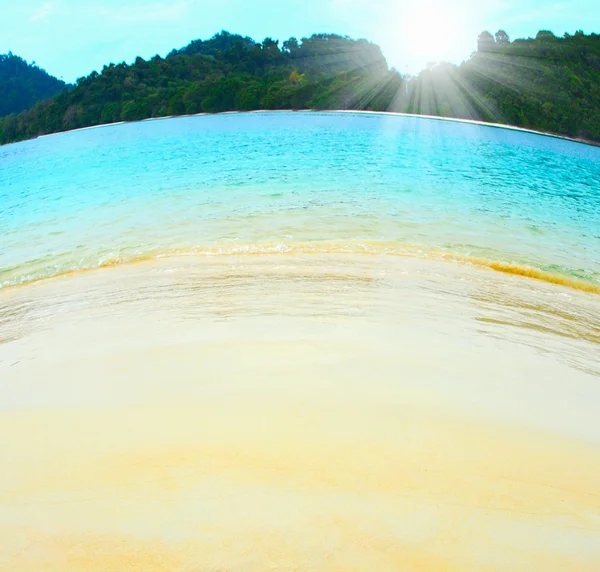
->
98, 0, 194, 23
29, 1, 59, 22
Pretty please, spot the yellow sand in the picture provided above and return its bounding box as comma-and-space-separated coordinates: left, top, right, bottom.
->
1, 255, 599, 571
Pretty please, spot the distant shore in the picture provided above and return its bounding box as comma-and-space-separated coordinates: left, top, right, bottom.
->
29, 109, 600, 148
328, 109, 600, 147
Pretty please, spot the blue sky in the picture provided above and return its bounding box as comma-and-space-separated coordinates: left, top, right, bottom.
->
1, 0, 599, 82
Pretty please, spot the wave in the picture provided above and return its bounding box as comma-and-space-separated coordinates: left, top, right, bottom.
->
1, 241, 599, 295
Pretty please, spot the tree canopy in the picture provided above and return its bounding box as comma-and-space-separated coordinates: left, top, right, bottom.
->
0, 53, 67, 117
0, 32, 399, 144
402, 30, 600, 142
1, 29, 600, 145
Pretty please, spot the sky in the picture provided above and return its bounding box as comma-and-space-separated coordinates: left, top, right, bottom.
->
1, 0, 599, 82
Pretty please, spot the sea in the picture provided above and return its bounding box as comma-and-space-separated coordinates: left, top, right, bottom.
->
1, 111, 599, 291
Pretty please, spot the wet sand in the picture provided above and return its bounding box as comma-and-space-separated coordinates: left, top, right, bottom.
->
1, 255, 599, 571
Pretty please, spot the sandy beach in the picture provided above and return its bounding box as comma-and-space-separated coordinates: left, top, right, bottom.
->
1, 255, 599, 571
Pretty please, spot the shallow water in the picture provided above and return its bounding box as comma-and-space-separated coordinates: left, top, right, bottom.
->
1, 112, 599, 289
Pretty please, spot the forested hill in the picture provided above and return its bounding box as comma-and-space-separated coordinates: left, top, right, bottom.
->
405, 30, 600, 142
1, 30, 599, 145
0, 32, 401, 145
0, 53, 66, 117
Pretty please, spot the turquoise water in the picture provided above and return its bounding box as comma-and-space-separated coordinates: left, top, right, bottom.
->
1, 111, 599, 289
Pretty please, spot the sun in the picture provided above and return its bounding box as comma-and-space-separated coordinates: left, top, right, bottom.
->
379, 0, 476, 73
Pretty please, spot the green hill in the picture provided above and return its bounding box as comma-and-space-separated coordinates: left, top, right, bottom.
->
0, 32, 401, 144
0, 53, 66, 117
1, 30, 599, 145
403, 30, 600, 142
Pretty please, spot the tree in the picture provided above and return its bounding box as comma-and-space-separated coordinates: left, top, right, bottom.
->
536, 30, 556, 41
121, 99, 149, 121
120, 101, 138, 121
282, 37, 299, 53
183, 85, 204, 114
0, 53, 67, 117
495, 30, 510, 45
477, 31, 495, 52
101, 102, 121, 123
261, 38, 281, 63
237, 82, 264, 110
167, 93, 186, 115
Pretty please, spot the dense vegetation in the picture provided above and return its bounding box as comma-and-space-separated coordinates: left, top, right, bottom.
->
0, 53, 66, 117
0, 33, 401, 144
1, 30, 599, 145
405, 30, 600, 142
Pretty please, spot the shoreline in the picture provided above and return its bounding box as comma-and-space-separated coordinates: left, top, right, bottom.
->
327, 109, 600, 147
2, 242, 599, 295
5, 109, 599, 149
